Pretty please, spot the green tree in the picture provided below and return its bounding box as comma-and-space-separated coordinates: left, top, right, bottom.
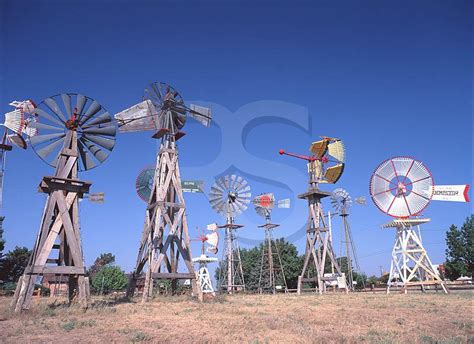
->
215, 238, 302, 291
0, 246, 31, 283
445, 216, 473, 279
89, 253, 115, 278
91, 266, 127, 294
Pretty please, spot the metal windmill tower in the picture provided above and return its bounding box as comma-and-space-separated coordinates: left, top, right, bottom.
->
11, 93, 116, 312
330, 189, 364, 291
116, 82, 212, 301
253, 193, 290, 294
209, 175, 251, 293
279, 136, 346, 294
192, 224, 219, 295
0, 100, 37, 237
369, 156, 464, 294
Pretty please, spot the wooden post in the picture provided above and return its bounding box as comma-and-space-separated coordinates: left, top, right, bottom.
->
10, 131, 90, 312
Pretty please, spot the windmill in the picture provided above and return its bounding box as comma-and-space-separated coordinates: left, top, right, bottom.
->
0, 100, 37, 238
116, 82, 212, 301
209, 175, 251, 293
191, 224, 219, 295
330, 188, 364, 290
369, 156, 469, 294
253, 193, 290, 294
11, 93, 116, 312
279, 136, 346, 294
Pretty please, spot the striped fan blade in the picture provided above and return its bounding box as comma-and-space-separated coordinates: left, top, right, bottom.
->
36, 136, 65, 160
61, 94, 72, 118
75, 94, 87, 116
30, 133, 66, 145
33, 108, 64, 127
78, 140, 96, 170
81, 138, 109, 162
82, 125, 116, 136
27, 121, 63, 131
82, 134, 115, 151
44, 98, 67, 122
82, 112, 111, 127
79, 100, 102, 125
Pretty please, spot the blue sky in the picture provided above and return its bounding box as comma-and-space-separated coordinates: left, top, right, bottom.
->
0, 0, 472, 278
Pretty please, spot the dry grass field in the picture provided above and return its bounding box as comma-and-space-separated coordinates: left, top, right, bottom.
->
0, 292, 472, 343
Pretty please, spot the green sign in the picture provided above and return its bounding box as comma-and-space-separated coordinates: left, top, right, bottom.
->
181, 180, 204, 193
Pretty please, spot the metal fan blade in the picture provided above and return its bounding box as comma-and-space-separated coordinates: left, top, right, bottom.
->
210, 185, 224, 196
79, 100, 102, 125
81, 138, 109, 162
151, 83, 162, 100
82, 125, 116, 136
238, 185, 250, 194
61, 94, 72, 118
82, 112, 111, 127
224, 175, 230, 189
27, 121, 63, 131
82, 134, 115, 151
6, 133, 27, 149
30, 133, 66, 145
78, 141, 96, 170
230, 175, 238, 190
216, 177, 227, 192
36, 136, 65, 160
44, 98, 67, 122
75, 94, 86, 116
33, 108, 65, 126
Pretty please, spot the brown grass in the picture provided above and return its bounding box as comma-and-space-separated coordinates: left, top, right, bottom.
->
0, 292, 472, 343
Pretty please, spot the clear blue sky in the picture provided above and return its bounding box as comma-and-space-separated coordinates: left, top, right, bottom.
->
0, 0, 472, 278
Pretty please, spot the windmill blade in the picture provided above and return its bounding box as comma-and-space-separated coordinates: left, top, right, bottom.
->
327, 140, 345, 163
75, 94, 87, 117
82, 134, 115, 151
33, 107, 64, 127
323, 163, 345, 184
230, 175, 238, 190
36, 136, 65, 160
80, 138, 109, 162
44, 97, 67, 122
30, 132, 66, 145
223, 175, 230, 189
309, 139, 328, 158
82, 112, 112, 127
236, 179, 248, 192
114, 100, 158, 132
79, 100, 102, 125
82, 125, 116, 137
27, 121, 64, 131
189, 104, 212, 127
61, 93, 72, 118
3, 109, 24, 133
78, 140, 97, 170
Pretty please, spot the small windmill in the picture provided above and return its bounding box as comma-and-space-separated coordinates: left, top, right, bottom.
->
116, 82, 212, 301
253, 193, 290, 294
0, 100, 37, 233
279, 136, 346, 294
330, 188, 364, 290
369, 156, 469, 294
209, 175, 251, 293
11, 93, 116, 312
191, 224, 219, 295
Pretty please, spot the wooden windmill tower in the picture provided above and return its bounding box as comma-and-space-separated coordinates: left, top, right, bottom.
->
11, 93, 116, 312
209, 175, 251, 294
116, 82, 212, 301
253, 193, 290, 294
279, 137, 346, 294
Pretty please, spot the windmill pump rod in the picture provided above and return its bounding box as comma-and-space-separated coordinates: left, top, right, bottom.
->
279, 149, 327, 163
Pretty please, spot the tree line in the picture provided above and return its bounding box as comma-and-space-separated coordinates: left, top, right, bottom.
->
0, 215, 472, 293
